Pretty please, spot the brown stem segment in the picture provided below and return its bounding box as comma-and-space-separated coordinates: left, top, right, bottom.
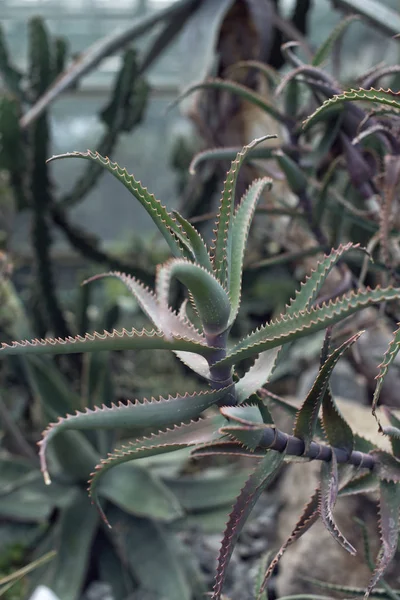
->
258, 427, 376, 469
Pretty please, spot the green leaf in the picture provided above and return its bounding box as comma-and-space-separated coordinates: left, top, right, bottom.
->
0, 327, 215, 358
156, 258, 231, 336
372, 325, 400, 426
372, 451, 400, 483
47, 150, 188, 257
382, 409, 400, 459
88, 418, 218, 524
42, 490, 98, 600
287, 243, 360, 315
312, 15, 360, 66
212, 451, 285, 599
303, 88, 400, 130
219, 403, 272, 450
322, 387, 354, 456
173, 79, 287, 124
219, 423, 271, 452
107, 507, 192, 600
338, 472, 379, 497
293, 332, 363, 451
274, 150, 308, 195
40, 386, 232, 485
83, 270, 204, 342
192, 440, 266, 458
216, 286, 400, 368
366, 480, 400, 598
257, 489, 320, 598
319, 453, 356, 555
228, 177, 273, 324
172, 210, 213, 271
212, 136, 276, 287
189, 145, 276, 174
97, 462, 184, 521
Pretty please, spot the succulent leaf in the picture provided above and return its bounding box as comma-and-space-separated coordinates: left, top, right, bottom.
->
372, 451, 400, 483
212, 137, 275, 288
39, 385, 233, 485
257, 489, 320, 598
216, 286, 400, 368
365, 480, 400, 598
312, 15, 360, 66
319, 453, 356, 554
192, 440, 266, 458
303, 88, 400, 130
0, 328, 215, 358
372, 325, 400, 427
156, 259, 231, 336
322, 387, 354, 456
293, 332, 363, 451
83, 270, 204, 342
88, 418, 217, 525
382, 409, 400, 459
228, 177, 273, 324
172, 211, 213, 271
47, 151, 189, 257
339, 472, 380, 497
212, 451, 285, 599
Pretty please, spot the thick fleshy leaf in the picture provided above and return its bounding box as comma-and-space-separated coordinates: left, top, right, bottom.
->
192, 440, 266, 458
211, 137, 275, 287
228, 177, 272, 323
212, 451, 285, 600
83, 271, 204, 342
319, 453, 356, 555
88, 418, 218, 522
96, 462, 184, 521
312, 15, 360, 66
220, 423, 272, 452
372, 451, 400, 483
172, 210, 213, 271
216, 286, 400, 368
382, 409, 400, 458
235, 348, 280, 403
287, 243, 358, 314
189, 145, 276, 174
365, 480, 400, 598
257, 489, 320, 598
293, 332, 363, 451
274, 150, 308, 195
220, 404, 264, 426
0, 328, 215, 358
338, 472, 379, 497
40, 386, 232, 485
372, 324, 400, 426
47, 150, 188, 257
156, 258, 231, 336
322, 387, 354, 456
303, 88, 400, 130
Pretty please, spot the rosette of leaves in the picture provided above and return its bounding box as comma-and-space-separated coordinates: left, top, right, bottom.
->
1, 137, 400, 599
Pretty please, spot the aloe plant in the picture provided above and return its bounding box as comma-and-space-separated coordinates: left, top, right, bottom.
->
1, 135, 400, 598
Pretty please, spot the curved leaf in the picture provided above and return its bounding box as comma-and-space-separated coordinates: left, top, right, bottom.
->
293, 332, 362, 450
312, 15, 360, 66
172, 210, 213, 271
236, 347, 280, 403
212, 450, 285, 599
372, 324, 400, 427
216, 286, 400, 368
257, 489, 320, 598
322, 387, 354, 456
211, 136, 276, 287
47, 150, 189, 257
382, 409, 400, 459
189, 145, 276, 174
39, 385, 233, 484
156, 258, 231, 336
303, 88, 400, 130
319, 453, 356, 555
84, 270, 204, 342
0, 328, 215, 358
365, 480, 400, 598
228, 177, 273, 324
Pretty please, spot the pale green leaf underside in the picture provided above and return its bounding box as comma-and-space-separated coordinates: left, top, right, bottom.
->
216, 286, 400, 368
303, 88, 400, 130
236, 348, 280, 403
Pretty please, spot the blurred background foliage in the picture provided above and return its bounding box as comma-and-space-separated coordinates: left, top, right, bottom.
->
0, 0, 400, 599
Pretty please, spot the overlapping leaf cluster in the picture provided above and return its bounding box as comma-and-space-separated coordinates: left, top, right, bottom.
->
1, 131, 400, 598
